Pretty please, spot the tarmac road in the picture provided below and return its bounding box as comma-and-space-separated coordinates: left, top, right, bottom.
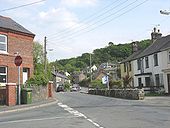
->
0, 92, 170, 128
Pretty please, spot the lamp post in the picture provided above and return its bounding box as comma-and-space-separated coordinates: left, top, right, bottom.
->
160, 10, 170, 15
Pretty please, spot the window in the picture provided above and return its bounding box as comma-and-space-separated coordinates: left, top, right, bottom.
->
129, 62, 131, 71
154, 53, 158, 66
0, 35, 7, 52
155, 74, 160, 86
138, 77, 142, 87
145, 56, 149, 68
137, 59, 141, 70
145, 77, 151, 87
0, 66, 7, 83
168, 51, 170, 63
124, 63, 126, 72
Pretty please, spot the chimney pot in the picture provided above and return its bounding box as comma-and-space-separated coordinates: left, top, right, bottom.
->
153, 27, 156, 32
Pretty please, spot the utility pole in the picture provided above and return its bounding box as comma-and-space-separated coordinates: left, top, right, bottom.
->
44, 36, 47, 74
106, 62, 110, 90
90, 53, 92, 82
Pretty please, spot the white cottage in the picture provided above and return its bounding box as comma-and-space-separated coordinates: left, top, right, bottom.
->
132, 28, 170, 94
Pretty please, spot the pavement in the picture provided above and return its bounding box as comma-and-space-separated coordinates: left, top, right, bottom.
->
0, 98, 58, 115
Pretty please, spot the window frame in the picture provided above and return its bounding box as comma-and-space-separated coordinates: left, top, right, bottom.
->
155, 74, 160, 86
145, 77, 151, 87
137, 59, 141, 70
168, 50, 170, 63
0, 66, 7, 84
0, 34, 7, 53
124, 63, 126, 72
145, 56, 149, 68
129, 62, 131, 71
154, 53, 158, 66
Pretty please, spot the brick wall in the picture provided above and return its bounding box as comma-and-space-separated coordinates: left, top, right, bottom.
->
0, 31, 34, 85
6, 83, 16, 106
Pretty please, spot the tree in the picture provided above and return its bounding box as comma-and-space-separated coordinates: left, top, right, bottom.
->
33, 41, 44, 72
108, 42, 114, 46
27, 41, 51, 86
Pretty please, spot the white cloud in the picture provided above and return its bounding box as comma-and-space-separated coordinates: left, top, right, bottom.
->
39, 7, 79, 29
61, 0, 97, 7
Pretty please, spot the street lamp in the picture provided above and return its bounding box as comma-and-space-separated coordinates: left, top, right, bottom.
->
160, 10, 170, 15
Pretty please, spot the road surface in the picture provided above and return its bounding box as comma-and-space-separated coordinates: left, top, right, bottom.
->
0, 92, 170, 128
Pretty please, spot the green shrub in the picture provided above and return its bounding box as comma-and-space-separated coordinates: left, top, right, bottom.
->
109, 80, 122, 88
91, 80, 106, 89
26, 74, 48, 86
64, 82, 71, 91
79, 79, 90, 87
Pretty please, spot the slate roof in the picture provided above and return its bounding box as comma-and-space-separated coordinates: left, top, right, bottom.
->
121, 34, 170, 63
0, 15, 35, 36
121, 49, 144, 63
52, 71, 68, 80
136, 35, 170, 59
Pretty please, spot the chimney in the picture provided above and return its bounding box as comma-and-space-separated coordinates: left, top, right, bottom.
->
132, 41, 138, 53
151, 27, 162, 43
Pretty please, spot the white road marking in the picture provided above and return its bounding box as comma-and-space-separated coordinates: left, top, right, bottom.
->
58, 102, 104, 128
0, 115, 79, 125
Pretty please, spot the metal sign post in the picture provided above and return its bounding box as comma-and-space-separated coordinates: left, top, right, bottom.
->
14, 54, 22, 105
18, 66, 21, 104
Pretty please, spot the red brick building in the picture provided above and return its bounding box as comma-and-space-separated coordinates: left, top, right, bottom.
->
0, 16, 35, 86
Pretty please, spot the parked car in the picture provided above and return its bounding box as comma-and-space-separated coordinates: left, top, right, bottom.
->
56, 84, 64, 92
70, 84, 81, 92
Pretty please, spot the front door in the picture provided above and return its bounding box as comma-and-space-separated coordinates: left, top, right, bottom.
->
23, 68, 28, 84
167, 74, 170, 94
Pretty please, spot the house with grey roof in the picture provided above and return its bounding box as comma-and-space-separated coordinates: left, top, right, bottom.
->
52, 71, 70, 86
120, 41, 145, 87
131, 28, 170, 94
0, 15, 35, 86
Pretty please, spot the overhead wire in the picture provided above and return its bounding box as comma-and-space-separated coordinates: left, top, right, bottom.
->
47, 0, 149, 50
48, 0, 141, 42
47, 0, 127, 38
0, 0, 46, 12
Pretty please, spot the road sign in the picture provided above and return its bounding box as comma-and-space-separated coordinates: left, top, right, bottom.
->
15, 55, 22, 66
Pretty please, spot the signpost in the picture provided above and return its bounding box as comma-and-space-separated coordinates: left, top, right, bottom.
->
14, 55, 22, 105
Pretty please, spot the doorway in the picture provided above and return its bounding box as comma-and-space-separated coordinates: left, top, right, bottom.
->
23, 68, 29, 84
167, 74, 170, 94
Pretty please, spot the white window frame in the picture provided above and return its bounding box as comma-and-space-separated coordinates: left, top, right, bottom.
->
0, 66, 7, 86
168, 50, 170, 63
0, 34, 7, 53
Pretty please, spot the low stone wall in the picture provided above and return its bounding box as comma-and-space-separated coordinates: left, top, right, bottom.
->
31, 86, 48, 102
88, 88, 145, 100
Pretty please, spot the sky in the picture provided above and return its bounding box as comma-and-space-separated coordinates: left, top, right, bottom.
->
1, 0, 170, 61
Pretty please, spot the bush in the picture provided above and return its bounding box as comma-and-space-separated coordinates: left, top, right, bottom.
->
64, 82, 71, 91
26, 74, 49, 86
91, 80, 106, 89
79, 79, 90, 87
109, 80, 122, 88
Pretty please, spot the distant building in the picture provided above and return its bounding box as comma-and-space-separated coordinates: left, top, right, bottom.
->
52, 71, 70, 86
94, 63, 119, 81
91, 65, 98, 72
72, 72, 86, 84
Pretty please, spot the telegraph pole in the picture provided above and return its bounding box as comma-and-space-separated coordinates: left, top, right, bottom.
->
90, 53, 92, 82
44, 36, 47, 74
